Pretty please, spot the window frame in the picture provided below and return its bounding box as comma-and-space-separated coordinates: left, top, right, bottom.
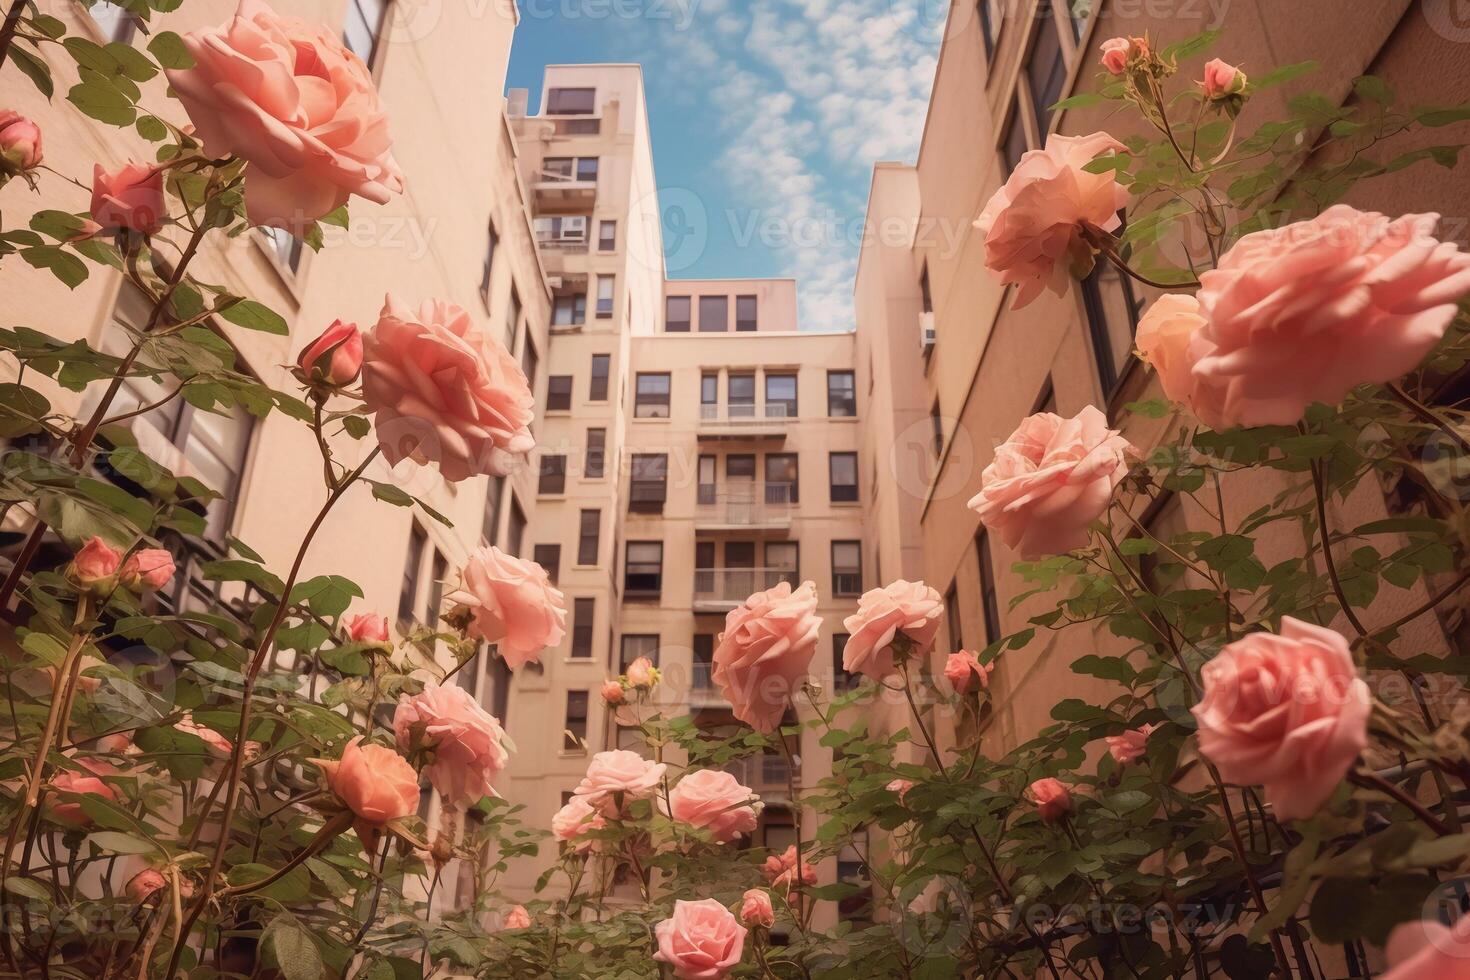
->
831, 540, 863, 597
827, 370, 857, 417
571, 597, 595, 658
546, 375, 573, 412
547, 87, 597, 115
598, 220, 617, 252
765, 373, 798, 419
585, 428, 607, 480
765, 453, 799, 504
563, 691, 589, 752
698, 295, 729, 333
629, 453, 669, 512
596, 275, 615, 319
577, 509, 601, 567
589, 354, 611, 402
829, 452, 859, 503
538, 454, 567, 496
533, 544, 562, 585
665, 295, 691, 332
736, 294, 758, 332
623, 541, 665, 597
633, 372, 672, 419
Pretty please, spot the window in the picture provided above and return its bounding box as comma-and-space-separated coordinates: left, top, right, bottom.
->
630, 454, 669, 511
596, 276, 615, 318
634, 373, 671, 418
576, 158, 599, 182
426, 551, 447, 628
553, 293, 587, 327
1065, 0, 1092, 39
920, 264, 934, 314
736, 295, 758, 331
533, 544, 562, 585
728, 374, 755, 418
547, 375, 573, 412
666, 296, 691, 332
621, 635, 660, 670
727, 455, 756, 480
833, 633, 855, 691
977, 0, 1002, 58
766, 542, 799, 587
483, 477, 504, 545
829, 453, 859, 503
624, 542, 664, 597
564, 691, 589, 751
827, 371, 856, 417
698, 295, 728, 332
599, 221, 617, 252
480, 222, 498, 299
589, 354, 610, 401
700, 373, 718, 418
765, 373, 798, 419
508, 497, 527, 557
542, 157, 598, 182
91, 2, 139, 43
692, 634, 715, 690
259, 227, 304, 273
1033, 376, 1057, 415
1002, 96, 1030, 175
945, 584, 963, 651
547, 87, 596, 115
343, 0, 388, 64
521, 338, 538, 391
585, 428, 607, 479
535, 215, 588, 244
571, 598, 595, 658
832, 541, 862, 596
398, 525, 426, 624
1082, 260, 1142, 403
697, 455, 717, 505
976, 530, 1001, 647
765, 454, 798, 504
1027, 5, 1067, 138
506, 287, 521, 350
539, 454, 567, 495
930, 400, 944, 456
577, 510, 601, 566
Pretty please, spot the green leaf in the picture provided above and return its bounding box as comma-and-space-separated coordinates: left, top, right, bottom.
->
1161, 28, 1221, 62
0, 383, 51, 438
147, 31, 195, 70
1051, 92, 1105, 112
88, 831, 162, 856
10, 47, 54, 99
219, 299, 289, 335
1418, 104, 1470, 127
342, 415, 370, 439
136, 114, 168, 142
1250, 60, 1319, 90
66, 79, 137, 127
21, 246, 88, 289
263, 912, 323, 980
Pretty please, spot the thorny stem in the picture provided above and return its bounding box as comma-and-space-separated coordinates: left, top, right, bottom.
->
1350, 771, 1451, 837
1386, 381, 1470, 455
0, 0, 25, 71
1308, 456, 1370, 639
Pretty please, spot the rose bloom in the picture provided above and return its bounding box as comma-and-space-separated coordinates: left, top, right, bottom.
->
840, 580, 944, 681
175, 713, 233, 758
448, 546, 566, 668
1200, 58, 1246, 98
887, 778, 914, 801
1029, 777, 1074, 825
1193, 206, 1470, 428
740, 889, 775, 929
503, 905, 531, 930
1192, 617, 1369, 821
1099, 37, 1130, 74
0, 110, 42, 171
125, 869, 167, 903
297, 319, 363, 386
68, 536, 122, 591
944, 650, 994, 695
363, 296, 535, 483
394, 681, 509, 808
48, 760, 118, 827
571, 750, 667, 815
344, 612, 390, 644
625, 655, 658, 690
711, 580, 822, 733
165, 0, 404, 233
94, 732, 134, 755
91, 162, 165, 234
762, 845, 817, 892
601, 679, 627, 706
1383, 918, 1470, 979
120, 548, 175, 591
974, 132, 1130, 308
314, 736, 419, 826
654, 898, 748, 980
968, 406, 1132, 559
1134, 293, 1230, 425
664, 769, 759, 844
551, 795, 606, 853
1105, 723, 1158, 766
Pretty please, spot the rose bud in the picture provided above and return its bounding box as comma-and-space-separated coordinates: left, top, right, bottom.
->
601, 679, 627, 706
0, 110, 42, 173
90, 162, 165, 234
344, 612, 391, 645
741, 888, 775, 929
297, 319, 364, 387
625, 655, 658, 690
125, 869, 167, 904
1201, 58, 1247, 99
67, 536, 122, 594
1028, 777, 1074, 825
1098, 37, 1130, 74
119, 548, 175, 591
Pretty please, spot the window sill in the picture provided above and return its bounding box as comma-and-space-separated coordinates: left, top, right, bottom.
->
538, 492, 567, 500
829, 500, 862, 508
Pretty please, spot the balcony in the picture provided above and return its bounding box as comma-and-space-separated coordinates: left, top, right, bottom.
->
696, 403, 790, 441
533, 169, 597, 207
537, 234, 589, 254
693, 567, 799, 613
694, 485, 793, 532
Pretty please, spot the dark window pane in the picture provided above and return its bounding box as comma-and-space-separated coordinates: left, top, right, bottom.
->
829, 452, 858, 503
547, 87, 597, 114
666, 296, 691, 332
736, 295, 757, 331
765, 374, 797, 419
399, 525, 426, 624
564, 691, 589, 750
547, 375, 573, 411
578, 510, 601, 566
589, 354, 610, 401
585, 428, 606, 479
533, 544, 562, 585
630, 454, 669, 511
624, 542, 664, 596
572, 598, 595, 658
539, 454, 567, 495
827, 371, 856, 417
635, 373, 671, 418
832, 541, 862, 596
483, 477, 504, 545
698, 295, 728, 332
1027, 10, 1066, 137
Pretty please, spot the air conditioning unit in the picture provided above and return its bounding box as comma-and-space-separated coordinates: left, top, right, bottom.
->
546, 275, 564, 289
562, 215, 588, 239
919, 311, 937, 353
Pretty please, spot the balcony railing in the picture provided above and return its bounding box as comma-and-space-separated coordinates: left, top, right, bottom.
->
536, 236, 589, 253
697, 403, 790, 438
694, 485, 793, 529
694, 567, 799, 609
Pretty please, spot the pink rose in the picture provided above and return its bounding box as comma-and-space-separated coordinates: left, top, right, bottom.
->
841, 580, 944, 681
67, 536, 122, 591
551, 795, 606, 853
626, 655, 658, 690
571, 750, 667, 815
762, 845, 817, 893
0, 110, 42, 172
974, 132, 1130, 308
944, 650, 993, 695
1192, 617, 1369, 821
120, 548, 175, 591
94, 732, 133, 755
503, 905, 531, 930
344, 612, 390, 644
448, 546, 567, 668
1134, 292, 1230, 424
165, 0, 404, 234
394, 681, 508, 808
126, 869, 167, 903
1200, 58, 1246, 98
174, 713, 233, 758
654, 898, 748, 980
297, 319, 363, 387
664, 769, 760, 843
90, 162, 164, 234
313, 736, 420, 826
1105, 723, 1158, 766
1028, 777, 1073, 825
1193, 206, 1470, 427
1383, 918, 1470, 979
601, 679, 627, 706
363, 296, 535, 482
740, 888, 775, 929
968, 406, 1132, 559
711, 580, 822, 733
48, 760, 118, 827
1099, 37, 1130, 74
887, 778, 914, 801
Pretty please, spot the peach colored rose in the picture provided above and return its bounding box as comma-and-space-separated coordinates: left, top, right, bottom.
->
126, 869, 167, 903
664, 769, 760, 843
1192, 617, 1369, 820
1193, 206, 1470, 427
94, 732, 133, 755
297, 319, 363, 387
90, 162, 164, 234
571, 750, 667, 815
68, 536, 121, 591
944, 650, 993, 695
712, 580, 822, 733
1383, 918, 1470, 979
120, 548, 175, 591
48, 759, 117, 827
344, 612, 390, 644
1134, 292, 1231, 425
974, 132, 1130, 308
1105, 723, 1158, 766
313, 736, 419, 826
626, 655, 658, 690
887, 778, 914, 801
551, 795, 606, 853
968, 406, 1132, 559
1028, 777, 1073, 825
841, 580, 944, 681
1200, 58, 1246, 98
394, 681, 508, 808
0, 110, 41, 172
740, 888, 775, 929
448, 545, 567, 669
165, 0, 403, 234
1099, 37, 1130, 74
654, 898, 748, 980
363, 296, 535, 483
503, 905, 531, 930
762, 845, 817, 893
175, 713, 232, 758
601, 679, 627, 706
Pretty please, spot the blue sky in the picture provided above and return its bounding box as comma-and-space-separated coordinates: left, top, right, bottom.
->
505, 0, 946, 329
